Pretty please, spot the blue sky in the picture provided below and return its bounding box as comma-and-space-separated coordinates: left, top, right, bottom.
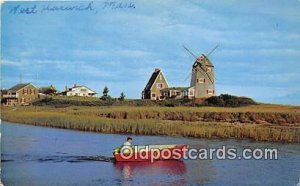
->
1, 0, 300, 105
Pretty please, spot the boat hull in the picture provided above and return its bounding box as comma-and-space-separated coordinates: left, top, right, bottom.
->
114, 144, 188, 162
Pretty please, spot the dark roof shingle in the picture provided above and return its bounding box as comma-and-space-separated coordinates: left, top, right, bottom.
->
161, 87, 189, 91
144, 70, 160, 91
8, 83, 31, 92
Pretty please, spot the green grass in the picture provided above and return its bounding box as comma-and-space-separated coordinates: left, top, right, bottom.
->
2, 106, 300, 142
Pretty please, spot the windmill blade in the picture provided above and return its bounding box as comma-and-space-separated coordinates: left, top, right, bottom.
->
182, 45, 198, 59
184, 72, 192, 82
197, 65, 212, 83
209, 72, 216, 81
206, 72, 214, 84
199, 65, 214, 84
207, 44, 219, 57
204, 64, 217, 81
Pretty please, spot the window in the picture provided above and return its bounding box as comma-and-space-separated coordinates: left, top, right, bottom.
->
207, 89, 214, 95
189, 90, 194, 96
81, 88, 87, 92
197, 78, 205, 83
152, 93, 156, 97
156, 83, 163, 89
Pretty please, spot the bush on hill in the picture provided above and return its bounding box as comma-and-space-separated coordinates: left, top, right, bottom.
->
204, 94, 257, 107
32, 94, 257, 107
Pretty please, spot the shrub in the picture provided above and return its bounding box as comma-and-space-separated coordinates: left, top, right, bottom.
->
32, 94, 257, 108
204, 94, 257, 107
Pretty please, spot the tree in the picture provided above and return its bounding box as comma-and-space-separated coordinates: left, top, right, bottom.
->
44, 87, 57, 95
119, 92, 126, 101
103, 86, 109, 97
101, 86, 111, 100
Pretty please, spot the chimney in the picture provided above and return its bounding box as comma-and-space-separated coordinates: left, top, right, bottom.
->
74, 84, 77, 87
154, 68, 160, 72
65, 86, 68, 91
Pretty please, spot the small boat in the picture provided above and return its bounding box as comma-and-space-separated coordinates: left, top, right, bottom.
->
113, 144, 188, 162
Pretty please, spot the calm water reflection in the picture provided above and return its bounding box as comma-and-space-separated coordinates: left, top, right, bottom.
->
1, 121, 300, 185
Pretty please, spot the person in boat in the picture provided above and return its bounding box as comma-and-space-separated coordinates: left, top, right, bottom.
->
120, 137, 133, 154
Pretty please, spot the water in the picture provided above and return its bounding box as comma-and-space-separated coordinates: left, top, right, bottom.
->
1, 121, 300, 186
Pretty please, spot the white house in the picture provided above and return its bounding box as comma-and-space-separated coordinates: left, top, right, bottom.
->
64, 84, 97, 97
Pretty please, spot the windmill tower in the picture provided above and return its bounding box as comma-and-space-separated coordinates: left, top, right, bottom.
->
183, 45, 218, 98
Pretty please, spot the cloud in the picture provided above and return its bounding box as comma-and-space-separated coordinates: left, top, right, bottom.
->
1, 60, 23, 66
69, 48, 155, 59
2, 1, 300, 104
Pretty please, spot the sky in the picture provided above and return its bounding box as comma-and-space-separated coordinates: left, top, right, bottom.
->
1, 0, 300, 105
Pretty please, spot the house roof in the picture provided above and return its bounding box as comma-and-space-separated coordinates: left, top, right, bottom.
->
39, 85, 55, 89
8, 83, 34, 92
144, 69, 161, 91
161, 87, 189, 91
68, 85, 97, 94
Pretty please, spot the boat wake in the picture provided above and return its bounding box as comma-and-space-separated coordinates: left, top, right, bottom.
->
1, 154, 115, 163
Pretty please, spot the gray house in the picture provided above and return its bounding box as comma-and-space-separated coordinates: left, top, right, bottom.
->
142, 68, 169, 100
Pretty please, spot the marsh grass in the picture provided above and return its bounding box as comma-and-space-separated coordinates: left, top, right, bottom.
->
2, 106, 299, 142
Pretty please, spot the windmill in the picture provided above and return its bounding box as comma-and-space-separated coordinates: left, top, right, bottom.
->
183, 45, 218, 98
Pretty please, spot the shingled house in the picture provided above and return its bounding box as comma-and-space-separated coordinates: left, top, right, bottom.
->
142, 68, 169, 100
2, 83, 39, 106
142, 68, 198, 100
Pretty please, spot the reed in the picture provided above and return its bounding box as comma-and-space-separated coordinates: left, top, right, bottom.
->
2, 106, 299, 142
4, 105, 300, 124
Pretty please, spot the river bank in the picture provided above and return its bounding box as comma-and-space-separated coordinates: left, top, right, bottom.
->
1, 105, 300, 142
